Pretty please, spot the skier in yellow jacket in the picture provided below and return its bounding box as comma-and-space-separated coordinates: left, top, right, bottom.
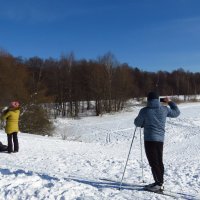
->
1, 101, 20, 153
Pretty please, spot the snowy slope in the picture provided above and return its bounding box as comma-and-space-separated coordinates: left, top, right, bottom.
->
0, 103, 200, 200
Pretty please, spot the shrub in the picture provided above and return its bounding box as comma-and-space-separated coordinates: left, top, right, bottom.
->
20, 104, 54, 136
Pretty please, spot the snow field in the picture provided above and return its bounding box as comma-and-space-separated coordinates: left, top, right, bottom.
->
0, 103, 200, 199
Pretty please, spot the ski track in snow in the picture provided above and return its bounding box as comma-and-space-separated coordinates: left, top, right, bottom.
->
0, 103, 200, 199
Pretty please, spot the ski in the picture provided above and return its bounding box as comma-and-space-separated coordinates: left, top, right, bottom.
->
143, 188, 180, 199
100, 179, 199, 199
143, 188, 200, 200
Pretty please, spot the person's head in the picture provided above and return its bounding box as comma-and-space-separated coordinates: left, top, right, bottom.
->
147, 91, 159, 101
10, 101, 20, 109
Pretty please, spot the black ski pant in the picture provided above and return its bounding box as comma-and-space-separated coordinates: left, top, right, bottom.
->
7, 132, 19, 153
144, 141, 164, 185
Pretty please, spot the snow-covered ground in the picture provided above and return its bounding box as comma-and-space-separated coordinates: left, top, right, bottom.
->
0, 102, 200, 200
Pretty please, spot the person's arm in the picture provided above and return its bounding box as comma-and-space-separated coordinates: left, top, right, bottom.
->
134, 109, 145, 127
164, 97, 180, 118
1, 111, 10, 120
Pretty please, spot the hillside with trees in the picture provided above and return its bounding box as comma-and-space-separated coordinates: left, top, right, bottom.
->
1, 50, 200, 134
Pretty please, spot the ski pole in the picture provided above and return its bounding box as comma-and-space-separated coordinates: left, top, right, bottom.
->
140, 128, 145, 183
119, 126, 137, 190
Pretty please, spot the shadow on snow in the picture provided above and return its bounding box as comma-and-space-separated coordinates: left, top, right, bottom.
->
0, 168, 199, 199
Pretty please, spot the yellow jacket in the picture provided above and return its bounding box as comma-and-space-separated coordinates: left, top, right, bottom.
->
1, 109, 20, 134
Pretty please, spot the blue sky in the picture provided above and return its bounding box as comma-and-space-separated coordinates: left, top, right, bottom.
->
0, 0, 200, 72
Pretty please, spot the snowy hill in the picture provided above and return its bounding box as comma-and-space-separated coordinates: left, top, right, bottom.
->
0, 103, 200, 200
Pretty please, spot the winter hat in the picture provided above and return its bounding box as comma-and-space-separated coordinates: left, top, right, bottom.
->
10, 101, 20, 108
147, 91, 159, 101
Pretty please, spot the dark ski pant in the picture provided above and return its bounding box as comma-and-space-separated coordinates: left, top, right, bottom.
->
7, 132, 19, 153
144, 141, 164, 185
